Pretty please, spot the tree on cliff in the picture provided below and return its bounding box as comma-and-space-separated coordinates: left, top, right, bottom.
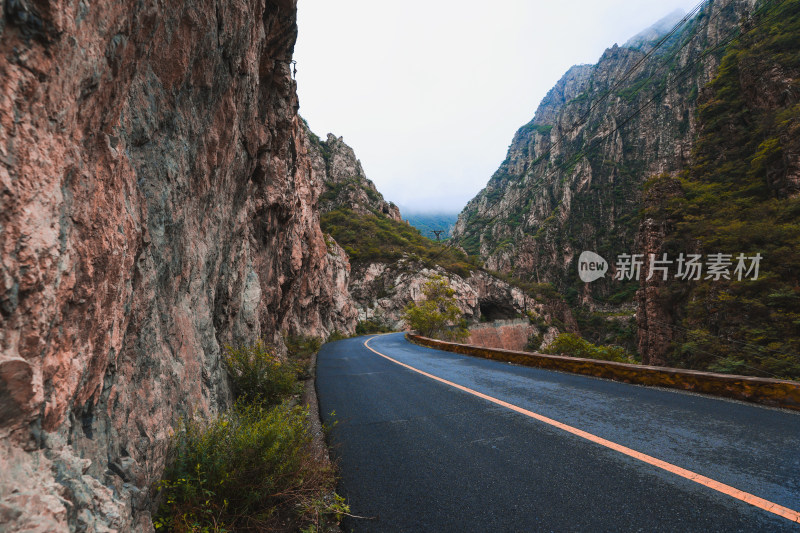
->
403, 275, 469, 342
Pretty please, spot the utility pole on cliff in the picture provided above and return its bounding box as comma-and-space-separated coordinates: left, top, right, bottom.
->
431, 230, 445, 241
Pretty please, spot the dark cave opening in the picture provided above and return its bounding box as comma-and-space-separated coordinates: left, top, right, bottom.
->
479, 300, 518, 322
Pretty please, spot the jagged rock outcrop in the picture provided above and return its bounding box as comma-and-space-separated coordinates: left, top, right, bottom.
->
304, 124, 402, 221
453, 0, 756, 296
0, 1, 355, 530
300, 125, 576, 342
349, 259, 576, 339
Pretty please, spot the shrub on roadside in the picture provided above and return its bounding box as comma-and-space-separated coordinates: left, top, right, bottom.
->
355, 318, 394, 335
224, 342, 300, 407
284, 334, 323, 377
440, 319, 470, 343
154, 340, 348, 532
543, 333, 634, 363
154, 403, 344, 532
326, 330, 350, 342
403, 275, 469, 341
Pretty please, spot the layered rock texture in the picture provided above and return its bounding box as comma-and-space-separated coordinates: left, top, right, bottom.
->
0, 0, 355, 530
452, 0, 800, 373
304, 124, 402, 222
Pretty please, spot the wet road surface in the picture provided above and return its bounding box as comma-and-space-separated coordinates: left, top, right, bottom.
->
316, 333, 800, 532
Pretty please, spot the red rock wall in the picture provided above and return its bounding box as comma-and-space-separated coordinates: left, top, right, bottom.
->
467, 321, 537, 352
0, 1, 355, 530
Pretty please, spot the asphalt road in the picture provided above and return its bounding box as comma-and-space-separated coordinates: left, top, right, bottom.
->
316, 333, 800, 532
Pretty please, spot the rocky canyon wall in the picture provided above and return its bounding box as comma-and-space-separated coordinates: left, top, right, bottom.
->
451, 0, 769, 365
304, 128, 577, 340
452, 0, 756, 293
304, 123, 402, 222
0, 0, 355, 530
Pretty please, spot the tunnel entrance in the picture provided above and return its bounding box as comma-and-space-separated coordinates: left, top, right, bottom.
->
478, 299, 518, 322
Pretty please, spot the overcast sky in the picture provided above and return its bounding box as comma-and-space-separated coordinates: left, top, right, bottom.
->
295, 0, 702, 214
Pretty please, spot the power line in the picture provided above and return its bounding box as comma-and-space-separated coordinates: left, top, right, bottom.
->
431, 0, 720, 263
566, 0, 708, 132
446, 0, 786, 283
424, 5, 713, 268
396, 0, 794, 380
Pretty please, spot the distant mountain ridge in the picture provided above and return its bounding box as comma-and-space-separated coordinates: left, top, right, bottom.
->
302, 122, 576, 342
401, 211, 459, 239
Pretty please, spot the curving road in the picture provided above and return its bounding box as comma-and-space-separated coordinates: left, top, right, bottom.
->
316, 333, 800, 532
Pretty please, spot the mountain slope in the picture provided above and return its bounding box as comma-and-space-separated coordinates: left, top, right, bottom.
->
449, 0, 742, 354
452, 0, 753, 296
453, 0, 800, 377
639, 0, 800, 378
301, 125, 576, 342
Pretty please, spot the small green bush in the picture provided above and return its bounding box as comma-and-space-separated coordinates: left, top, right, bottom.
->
543, 333, 634, 363
403, 276, 469, 342
284, 334, 323, 376
525, 332, 545, 352
154, 403, 345, 532
326, 330, 350, 342
155, 339, 347, 532
441, 319, 470, 343
224, 342, 300, 408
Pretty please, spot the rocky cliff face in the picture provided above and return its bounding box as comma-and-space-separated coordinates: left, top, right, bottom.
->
452, 0, 768, 363
304, 124, 402, 221
0, 1, 355, 530
349, 259, 575, 335
634, 177, 686, 365
453, 0, 755, 296
638, 0, 800, 376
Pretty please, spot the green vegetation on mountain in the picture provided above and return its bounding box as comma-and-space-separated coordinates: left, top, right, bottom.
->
321, 208, 478, 277
573, 307, 638, 354
652, 0, 800, 379
320, 177, 384, 207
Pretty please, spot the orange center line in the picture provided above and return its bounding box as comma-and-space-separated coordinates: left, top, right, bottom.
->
363, 336, 800, 524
